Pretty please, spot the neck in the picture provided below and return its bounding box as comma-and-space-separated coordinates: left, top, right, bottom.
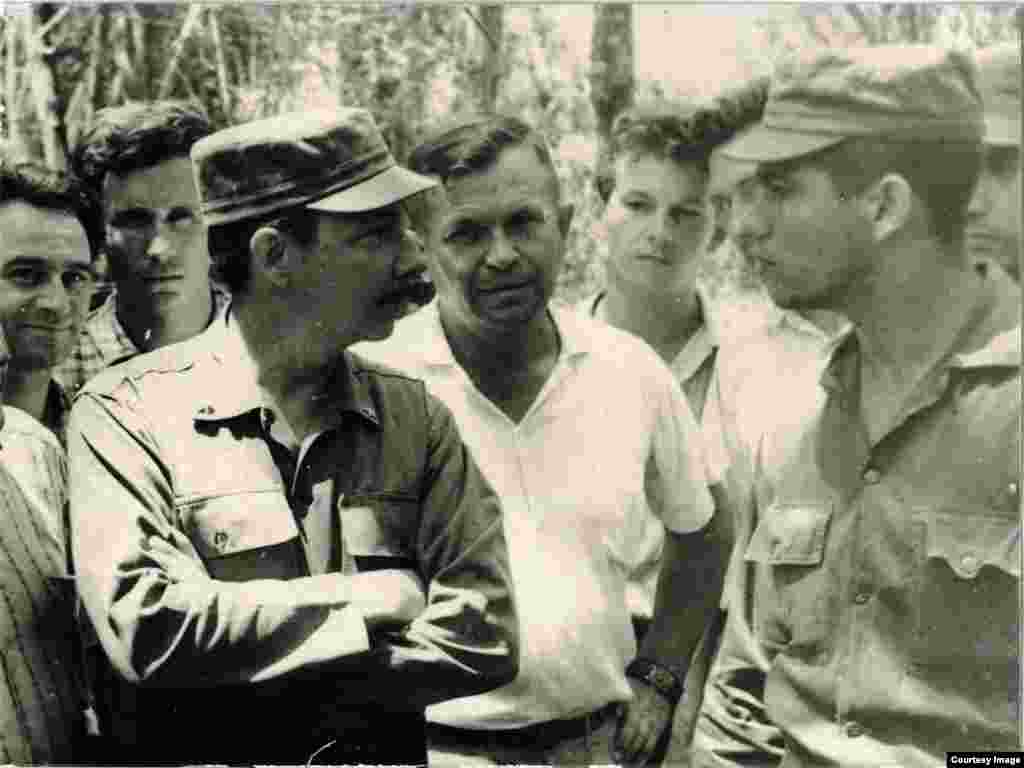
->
233, 295, 336, 406
116, 285, 213, 352
845, 241, 979, 374
439, 301, 557, 373
601, 277, 702, 358
4, 366, 52, 424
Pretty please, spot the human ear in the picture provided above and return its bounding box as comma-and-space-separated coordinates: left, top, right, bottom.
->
249, 226, 292, 287
861, 174, 913, 242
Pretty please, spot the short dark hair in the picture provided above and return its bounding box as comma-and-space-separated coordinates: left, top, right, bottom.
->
799, 136, 983, 246
407, 114, 560, 202
596, 78, 770, 204
72, 100, 213, 199
207, 207, 319, 294
0, 161, 103, 259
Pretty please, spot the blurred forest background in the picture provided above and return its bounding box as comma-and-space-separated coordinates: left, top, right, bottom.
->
0, 3, 1019, 307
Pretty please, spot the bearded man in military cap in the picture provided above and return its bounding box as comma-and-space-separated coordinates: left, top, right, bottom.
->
67, 108, 518, 766
710, 45, 1021, 766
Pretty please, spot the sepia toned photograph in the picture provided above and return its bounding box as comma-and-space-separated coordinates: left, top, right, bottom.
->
0, 3, 1019, 766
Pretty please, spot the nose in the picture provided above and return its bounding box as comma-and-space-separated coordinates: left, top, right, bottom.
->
649, 209, 675, 246
728, 189, 771, 252
146, 221, 175, 264
33, 274, 72, 319
484, 228, 518, 270
967, 170, 995, 219
394, 227, 427, 277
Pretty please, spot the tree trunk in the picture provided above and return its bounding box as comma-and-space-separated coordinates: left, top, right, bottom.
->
24, 4, 66, 170
477, 5, 503, 112
589, 3, 634, 176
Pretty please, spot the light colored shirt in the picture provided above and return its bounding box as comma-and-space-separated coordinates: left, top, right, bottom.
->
55, 284, 231, 396
356, 301, 714, 729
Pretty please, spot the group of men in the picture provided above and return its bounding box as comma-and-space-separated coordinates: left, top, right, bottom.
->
0, 38, 1018, 768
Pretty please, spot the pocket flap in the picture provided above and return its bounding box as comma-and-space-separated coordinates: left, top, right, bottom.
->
340, 496, 417, 558
926, 509, 1020, 580
178, 490, 299, 560
745, 502, 832, 566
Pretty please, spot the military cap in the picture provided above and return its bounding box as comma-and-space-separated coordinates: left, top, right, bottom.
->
974, 43, 1021, 147
721, 45, 984, 163
191, 107, 436, 226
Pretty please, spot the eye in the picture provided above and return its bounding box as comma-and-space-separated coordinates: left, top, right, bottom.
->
63, 269, 95, 293
7, 266, 47, 288
109, 210, 154, 230
623, 197, 652, 213
444, 223, 486, 246
166, 208, 198, 229
506, 210, 544, 236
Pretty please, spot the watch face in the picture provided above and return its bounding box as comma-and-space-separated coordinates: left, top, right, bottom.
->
651, 667, 675, 689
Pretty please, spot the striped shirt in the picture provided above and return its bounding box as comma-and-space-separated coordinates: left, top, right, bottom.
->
0, 428, 79, 763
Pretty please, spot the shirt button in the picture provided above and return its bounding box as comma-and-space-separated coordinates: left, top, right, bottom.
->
853, 592, 870, 605
960, 554, 980, 577
862, 468, 881, 485
214, 531, 229, 551
844, 721, 865, 738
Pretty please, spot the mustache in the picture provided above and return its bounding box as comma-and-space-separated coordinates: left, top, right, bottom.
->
382, 276, 435, 307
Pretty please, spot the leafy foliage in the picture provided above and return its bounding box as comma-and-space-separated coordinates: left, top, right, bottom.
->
0, 3, 1018, 305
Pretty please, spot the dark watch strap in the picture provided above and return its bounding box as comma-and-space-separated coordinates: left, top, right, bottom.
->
626, 657, 684, 706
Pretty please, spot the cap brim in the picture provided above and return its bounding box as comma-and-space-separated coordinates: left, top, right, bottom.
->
307, 165, 437, 214
719, 125, 845, 163
984, 114, 1020, 147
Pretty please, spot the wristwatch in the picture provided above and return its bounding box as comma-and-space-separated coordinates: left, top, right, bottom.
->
626, 658, 684, 706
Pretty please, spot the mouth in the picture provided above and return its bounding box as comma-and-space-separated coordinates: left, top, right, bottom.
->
142, 274, 185, 283
965, 232, 1001, 249
480, 280, 533, 294
22, 324, 73, 333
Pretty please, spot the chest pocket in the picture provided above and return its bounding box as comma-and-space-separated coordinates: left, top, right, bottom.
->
339, 494, 419, 572
745, 501, 834, 655
176, 489, 305, 582
913, 507, 1020, 667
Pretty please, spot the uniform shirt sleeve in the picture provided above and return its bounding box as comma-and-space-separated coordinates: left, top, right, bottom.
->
69, 390, 371, 688
647, 359, 715, 535
329, 393, 519, 710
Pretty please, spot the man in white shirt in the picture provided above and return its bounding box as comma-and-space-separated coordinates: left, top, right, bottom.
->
356, 114, 729, 766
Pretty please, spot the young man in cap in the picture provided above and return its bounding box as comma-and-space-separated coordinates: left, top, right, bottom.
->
68, 107, 518, 766
56, 101, 228, 396
714, 45, 1020, 765
356, 114, 728, 766
967, 42, 1021, 285
0, 163, 101, 441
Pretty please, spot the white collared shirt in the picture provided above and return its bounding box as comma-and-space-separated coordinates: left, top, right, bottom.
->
355, 301, 713, 728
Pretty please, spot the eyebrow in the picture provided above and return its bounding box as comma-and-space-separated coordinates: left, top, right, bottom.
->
3, 256, 92, 271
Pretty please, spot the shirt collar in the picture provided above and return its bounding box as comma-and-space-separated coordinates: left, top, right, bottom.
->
819, 278, 1020, 391
192, 304, 379, 427
417, 299, 591, 367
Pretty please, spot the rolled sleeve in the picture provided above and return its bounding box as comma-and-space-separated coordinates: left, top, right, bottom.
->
649, 369, 715, 534
69, 391, 372, 688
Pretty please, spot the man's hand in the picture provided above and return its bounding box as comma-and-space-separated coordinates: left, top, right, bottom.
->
613, 677, 673, 766
144, 534, 211, 583
348, 569, 426, 630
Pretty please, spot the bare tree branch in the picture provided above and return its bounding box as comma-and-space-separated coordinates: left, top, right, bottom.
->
33, 4, 68, 42
209, 7, 231, 116
157, 3, 202, 99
